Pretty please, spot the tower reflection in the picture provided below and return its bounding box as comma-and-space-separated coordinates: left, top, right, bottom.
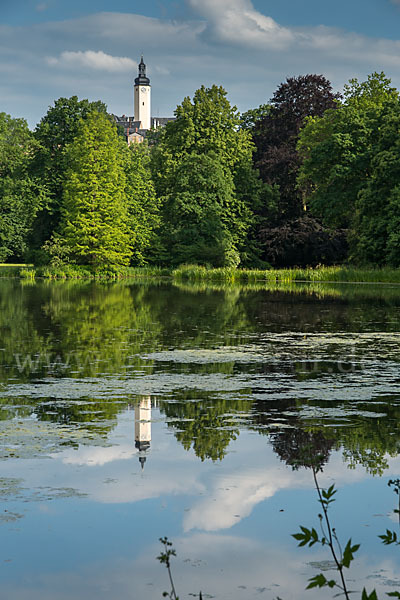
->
134, 396, 151, 469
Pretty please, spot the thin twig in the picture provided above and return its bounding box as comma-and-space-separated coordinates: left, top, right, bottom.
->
312, 466, 350, 599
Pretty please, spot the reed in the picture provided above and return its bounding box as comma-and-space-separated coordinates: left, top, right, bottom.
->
172, 264, 400, 284
32, 265, 172, 280
19, 268, 36, 280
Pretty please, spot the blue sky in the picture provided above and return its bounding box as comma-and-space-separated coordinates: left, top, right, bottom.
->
2, 0, 400, 127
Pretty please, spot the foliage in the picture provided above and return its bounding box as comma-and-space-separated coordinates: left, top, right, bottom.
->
352, 102, 400, 265
0, 113, 45, 261
151, 85, 268, 266
156, 152, 244, 267
253, 74, 340, 221
294, 469, 400, 599
379, 479, 400, 547
122, 142, 161, 265
294, 472, 376, 599
298, 72, 400, 265
59, 111, 132, 268
158, 537, 203, 600
271, 429, 335, 471
160, 396, 252, 461
31, 96, 108, 250
258, 214, 348, 267
157, 537, 179, 600
239, 103, 271, 130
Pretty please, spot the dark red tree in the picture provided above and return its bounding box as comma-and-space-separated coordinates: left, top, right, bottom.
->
254, 74, 341, 221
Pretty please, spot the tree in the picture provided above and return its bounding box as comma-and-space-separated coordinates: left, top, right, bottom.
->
239, 103, 271, 131
158, 152, 242, 266
160, 396, 253, 462
123, 143, 160, 265
0, 113, 44, 261
253, 74, 340, 221
151, 85, 270, 266
258, 214, 348, 267
58, 111, 132, 268
31, 96, 108, 255
352, 102, 400, 265
297, 72, 400, 264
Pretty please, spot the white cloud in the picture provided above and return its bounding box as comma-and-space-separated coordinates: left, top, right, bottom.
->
3, 5, 400, 127
187, 0, 294, 49
59, 444, 136, 466
184, 466, 293, 531
47, 50, 137, 72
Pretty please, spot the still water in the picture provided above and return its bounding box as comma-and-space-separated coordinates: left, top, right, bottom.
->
0, 278, 399, 599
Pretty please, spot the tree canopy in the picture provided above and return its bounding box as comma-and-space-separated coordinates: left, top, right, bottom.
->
297, 72, 400, 265
151, 85, 267, 266
58, 111, 132, 268
2, 71, 400, 270
31, 96, 108, 254
123, 143, 160, 265
0, 113, 44, 261
253, 74, 340, 221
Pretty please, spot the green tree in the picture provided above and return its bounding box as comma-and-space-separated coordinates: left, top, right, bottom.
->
158, 152, 245, 266
31, 96, 108, 255
122, 143, 160, 265
160, 395, 253, 462
151, 85, 269, 266
59, 111, 132, 268
0, 113, 44, 261
298, 72, 400, 264
239, 103, 271, 131
352, 102, 400, 265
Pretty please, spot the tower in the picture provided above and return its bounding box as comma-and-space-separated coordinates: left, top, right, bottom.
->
134, 396, 151, 469
134, 56, 151, 130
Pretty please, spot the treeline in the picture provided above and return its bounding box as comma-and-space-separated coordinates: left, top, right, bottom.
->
1, 72, 399, 270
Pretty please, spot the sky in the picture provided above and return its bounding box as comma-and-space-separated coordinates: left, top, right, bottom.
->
2, 0, 400, 127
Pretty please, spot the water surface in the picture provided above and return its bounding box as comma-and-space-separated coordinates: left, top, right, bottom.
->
0, 279, 399, 599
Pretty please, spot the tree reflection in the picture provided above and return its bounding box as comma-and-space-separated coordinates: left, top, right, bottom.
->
159, 393, 253, 461
271, 428, 336, 471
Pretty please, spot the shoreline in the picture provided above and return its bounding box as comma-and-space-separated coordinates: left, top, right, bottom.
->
1, 264, 400, 285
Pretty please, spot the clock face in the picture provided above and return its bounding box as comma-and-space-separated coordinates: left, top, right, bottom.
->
141, 87, 146, 92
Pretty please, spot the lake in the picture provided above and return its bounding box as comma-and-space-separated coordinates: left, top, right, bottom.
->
0, 278, 399, 599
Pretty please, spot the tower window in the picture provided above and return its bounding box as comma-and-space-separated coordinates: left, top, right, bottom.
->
143, 102, 145, 106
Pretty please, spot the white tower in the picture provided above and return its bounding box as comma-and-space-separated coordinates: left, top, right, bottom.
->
134, 56, 151, 130
134, 396, 151, 469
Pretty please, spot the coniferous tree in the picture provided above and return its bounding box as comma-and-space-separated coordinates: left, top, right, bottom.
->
31, 96, 108, 256
59, 111, 132, 268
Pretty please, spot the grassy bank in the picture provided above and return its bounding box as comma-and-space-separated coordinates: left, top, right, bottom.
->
1, 263, 400, 284
172, 264, 400, 284
0, 265, 171, 280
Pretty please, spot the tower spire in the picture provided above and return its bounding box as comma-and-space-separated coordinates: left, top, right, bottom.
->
135, 56, 150, 86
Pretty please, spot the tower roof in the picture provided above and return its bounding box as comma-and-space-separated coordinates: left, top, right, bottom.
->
134, 56, 150, 86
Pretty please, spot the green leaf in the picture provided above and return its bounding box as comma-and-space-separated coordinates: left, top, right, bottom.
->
307, 574, 329, 589
292, 526, 321, 547
341, 539, 360, 568
379, 529, 398, 545
362, 589, 378, 600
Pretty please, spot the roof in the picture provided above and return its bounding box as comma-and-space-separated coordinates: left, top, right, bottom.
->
112, 114, 176, 136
